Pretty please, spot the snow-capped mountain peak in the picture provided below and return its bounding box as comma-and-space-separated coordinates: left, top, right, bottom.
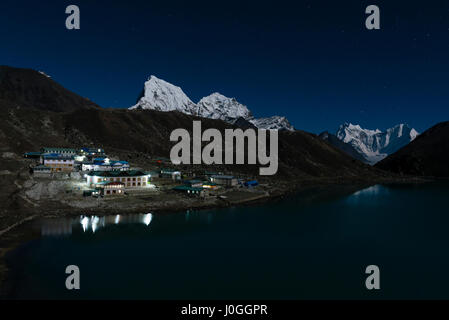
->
130, 75, 197, 115
250, 116, 295, 131
338, 123, 381, 143
129, 75, 295, 131
197, 92, 252, 120
410, 128, 419, 140
336, 123, 419, 164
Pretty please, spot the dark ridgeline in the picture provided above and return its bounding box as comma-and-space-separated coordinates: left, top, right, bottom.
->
0, 65, 99, 112
0, 65, 386, 179
227, 117, 257, 130
376, 121, 449, 177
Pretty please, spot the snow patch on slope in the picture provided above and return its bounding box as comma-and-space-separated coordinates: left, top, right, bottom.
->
38, 71, 51, 78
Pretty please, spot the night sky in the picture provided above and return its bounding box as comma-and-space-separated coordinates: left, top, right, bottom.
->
1, 0, 448, 134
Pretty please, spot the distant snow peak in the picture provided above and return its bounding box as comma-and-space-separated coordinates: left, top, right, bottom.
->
197, 92, 252, 120
410, 128, 419, 140
339, 123, 381, 143
250, 116, 295, 131
198, 92, 293, 130
336, 123, 419, 164
130, 75, 197, 115
129, 75, 295, 131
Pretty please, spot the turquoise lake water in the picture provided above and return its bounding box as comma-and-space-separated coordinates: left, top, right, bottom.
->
3, 182, 449, 299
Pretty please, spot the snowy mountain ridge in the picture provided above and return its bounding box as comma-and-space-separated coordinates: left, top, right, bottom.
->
129, 75, 197, 115
336, 123, 419, 164
250, 116, 294, 131
197, 92, 253, 121
130, 75, 294, 131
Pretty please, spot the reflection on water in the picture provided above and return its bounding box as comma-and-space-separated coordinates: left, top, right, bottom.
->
40, 213, 153, 236
351, 185, 384, 197
142, 213, 153, 226
8, 182, 449, 299
345, 184, 390, 204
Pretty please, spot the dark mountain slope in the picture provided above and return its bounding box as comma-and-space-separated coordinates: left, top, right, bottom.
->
0, 66, 99, 112
319, 131, 367, 163
376, 121, 449, 177
0, 103, 385, 179
0, 65, 398, 235
0, 65, 389, 180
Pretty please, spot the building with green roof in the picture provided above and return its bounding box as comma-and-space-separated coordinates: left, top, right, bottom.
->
41, 147, 77, 155
173, 185, 204, 196
160, 168, 182, 181
86, 170, 152, 188
23, 152, 42, 159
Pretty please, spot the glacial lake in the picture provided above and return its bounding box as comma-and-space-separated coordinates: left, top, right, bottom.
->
3, 182, 449, 299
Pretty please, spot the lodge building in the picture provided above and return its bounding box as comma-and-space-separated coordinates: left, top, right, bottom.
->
32, 164, 52, 176
81, 159, 129, 172
41, 154, 75, 172
98, 181, 125, 196
87, 170, 152, 188
209, 175, 238, 186
41, 147, 77, 156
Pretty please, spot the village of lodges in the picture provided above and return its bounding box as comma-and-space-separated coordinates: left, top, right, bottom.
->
23, 147, 260, 199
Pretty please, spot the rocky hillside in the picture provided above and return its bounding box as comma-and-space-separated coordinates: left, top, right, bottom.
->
1, 105, 381, 179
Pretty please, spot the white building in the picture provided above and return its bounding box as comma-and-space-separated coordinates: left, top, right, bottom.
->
97, 182, 125, 196
86, 170, 152, 188
81, 160, 129, 172
209, 175, 238, 186
41, 147, 77, 156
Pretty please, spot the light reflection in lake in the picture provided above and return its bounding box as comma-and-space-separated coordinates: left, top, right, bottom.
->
351, 185, 383, 197
345, 184, 390, 205
40, 213, 154, 236
143, 213, 152, 226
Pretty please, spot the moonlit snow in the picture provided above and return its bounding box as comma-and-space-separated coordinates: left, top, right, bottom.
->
130, 75, 197, 115
336, 123, 419, 164
129, 75, 294, 131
